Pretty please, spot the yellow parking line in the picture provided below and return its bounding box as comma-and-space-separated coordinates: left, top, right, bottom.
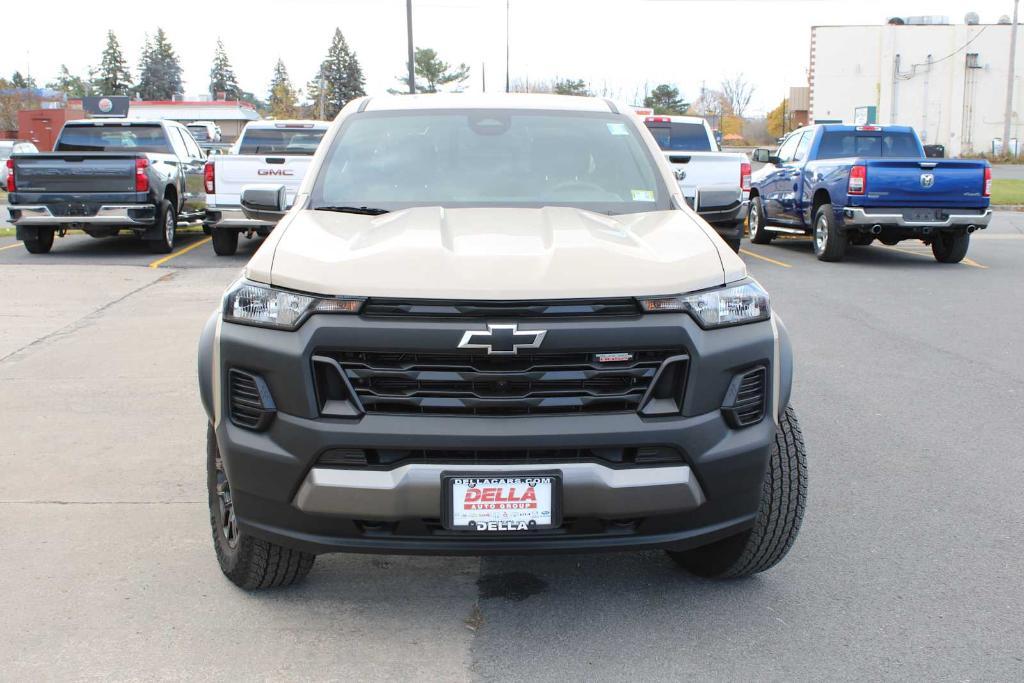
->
739, 248, 793, 268
876, 244, 987, 269
0, 242, 22, 252
148, 236, 211, 268
962, 257, 988, 270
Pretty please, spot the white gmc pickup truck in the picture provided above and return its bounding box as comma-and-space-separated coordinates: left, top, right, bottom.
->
203, 120, 328, 255
643, 115, 750, 252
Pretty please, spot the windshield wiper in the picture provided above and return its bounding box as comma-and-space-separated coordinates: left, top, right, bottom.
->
314, 205, 390, 215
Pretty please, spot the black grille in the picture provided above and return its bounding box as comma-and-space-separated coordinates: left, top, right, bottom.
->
362, 298, 640, 318
317, 446, 685, 470
324, 349, 683, 416
722, 367, 767, 428
228, 369, 276, 430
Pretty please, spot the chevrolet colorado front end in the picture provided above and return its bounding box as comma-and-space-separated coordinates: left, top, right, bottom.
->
198, 94, 806, 590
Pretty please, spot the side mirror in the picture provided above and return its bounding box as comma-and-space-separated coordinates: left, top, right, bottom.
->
240, 185, 287, 222
752, 148, 771, 164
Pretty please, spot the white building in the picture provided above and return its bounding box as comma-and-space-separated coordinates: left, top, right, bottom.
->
125, 100, 260, 141
809, 19, 1023, 156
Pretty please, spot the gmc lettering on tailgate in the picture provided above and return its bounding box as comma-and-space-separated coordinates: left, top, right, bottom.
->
258, 169, 295, 176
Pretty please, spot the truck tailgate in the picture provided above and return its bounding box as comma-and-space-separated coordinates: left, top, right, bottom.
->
862, 158, 988, 207
662, 151, 744, 199
12, 154, 138, 193
213, 155, 313, 206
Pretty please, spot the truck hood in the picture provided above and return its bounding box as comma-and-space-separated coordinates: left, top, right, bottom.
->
251, 206, 737, 299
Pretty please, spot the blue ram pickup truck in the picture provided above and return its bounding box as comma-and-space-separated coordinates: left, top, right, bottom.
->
748, 125, 991, 263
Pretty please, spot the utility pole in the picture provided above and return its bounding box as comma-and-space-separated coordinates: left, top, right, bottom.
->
1003, 0, 1020, 157
505, 0, 511, 93
406, 0, 416, 94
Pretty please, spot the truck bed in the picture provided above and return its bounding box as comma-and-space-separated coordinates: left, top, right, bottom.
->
12, 153, 144, 194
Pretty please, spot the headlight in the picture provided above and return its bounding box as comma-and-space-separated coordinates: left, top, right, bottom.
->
222, 279, 362, 330
638, 280, 770, 329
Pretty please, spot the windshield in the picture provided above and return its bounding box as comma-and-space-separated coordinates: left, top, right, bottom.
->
311, 110, 668, 214
188, 126, 210, 142
817, 131, 921, 159
237, 128, 325, 155
644, 121, 714, 152
55, 125, 172, 153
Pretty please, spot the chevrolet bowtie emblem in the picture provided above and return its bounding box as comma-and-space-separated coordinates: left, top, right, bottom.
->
457, 324, 547, 356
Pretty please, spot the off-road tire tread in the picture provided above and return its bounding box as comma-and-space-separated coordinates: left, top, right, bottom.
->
208, 426, 315, 590
668, 406, 807, 578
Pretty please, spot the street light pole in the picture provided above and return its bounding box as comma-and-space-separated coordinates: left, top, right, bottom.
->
1003, 0, 1020, 156
406, 0, 416, 94
505, 0, 511, 93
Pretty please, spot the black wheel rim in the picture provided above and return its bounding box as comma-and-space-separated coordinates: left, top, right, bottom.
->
215, 456, 239, 548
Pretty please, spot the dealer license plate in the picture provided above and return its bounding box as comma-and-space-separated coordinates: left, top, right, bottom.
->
444, 474, 559, 532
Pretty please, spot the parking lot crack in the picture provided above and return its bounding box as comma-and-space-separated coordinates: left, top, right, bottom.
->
0, 272, 175, 365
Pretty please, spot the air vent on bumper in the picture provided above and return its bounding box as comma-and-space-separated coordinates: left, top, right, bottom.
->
721, 367, 767, 428
228, 369, 276, 430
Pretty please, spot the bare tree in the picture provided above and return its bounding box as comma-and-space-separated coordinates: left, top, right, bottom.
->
721, 74, 755, 118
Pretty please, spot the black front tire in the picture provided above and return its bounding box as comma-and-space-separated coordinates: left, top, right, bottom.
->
207, 425, 316, 590
812, 203, 847, 262
23, 227, 55, 254
931, 231, 970, 263
211, 228, 239, 256
147, 200, 176, 254
667, 406, 807, 579
748, 196, 773, 244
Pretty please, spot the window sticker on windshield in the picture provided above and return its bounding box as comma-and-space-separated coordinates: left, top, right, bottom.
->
607, 123, 630, 136
631, 189, 656, 202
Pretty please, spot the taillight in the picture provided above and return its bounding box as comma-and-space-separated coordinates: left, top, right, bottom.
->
204, 161, 215, 194
135, 158, 149, 193
983, 166, 992, 197
740, 162, 751, 193
5, 159, 14, 192
645, 116, 672, 123
848, 165, 867, 195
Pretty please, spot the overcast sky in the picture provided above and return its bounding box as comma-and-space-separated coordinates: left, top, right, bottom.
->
4, 0, 1009, 115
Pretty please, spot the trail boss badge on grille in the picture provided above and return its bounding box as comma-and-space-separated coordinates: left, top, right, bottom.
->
458, 324, 547, 355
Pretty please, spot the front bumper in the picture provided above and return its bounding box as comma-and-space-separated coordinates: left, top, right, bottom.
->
842, 206, 992, 230
204, 205, 276, 230
201, 308, 789, 556
9, 203, 156, 226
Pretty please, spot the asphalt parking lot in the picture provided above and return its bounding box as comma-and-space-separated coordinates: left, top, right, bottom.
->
2, 215, 1023, 680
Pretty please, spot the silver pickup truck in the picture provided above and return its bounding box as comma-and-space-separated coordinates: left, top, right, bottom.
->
7, 119, 207, 254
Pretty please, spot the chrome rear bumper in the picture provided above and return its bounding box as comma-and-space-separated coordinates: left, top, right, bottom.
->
843, 207, 992, 229
10, 204, 155, 226
205, 206, 276, 229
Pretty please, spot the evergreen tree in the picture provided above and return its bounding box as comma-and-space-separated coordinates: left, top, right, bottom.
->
268, 59, 299, 119
553, 78, 590, 97
94, 30, 132, 95
10, 71, 38, 89
643, 84, 688, 116
393, 47, 469, 94
208, 38, 241, 100
47, 65, 94, 98
307, 28, 366, 119
136, 28, 183, 100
